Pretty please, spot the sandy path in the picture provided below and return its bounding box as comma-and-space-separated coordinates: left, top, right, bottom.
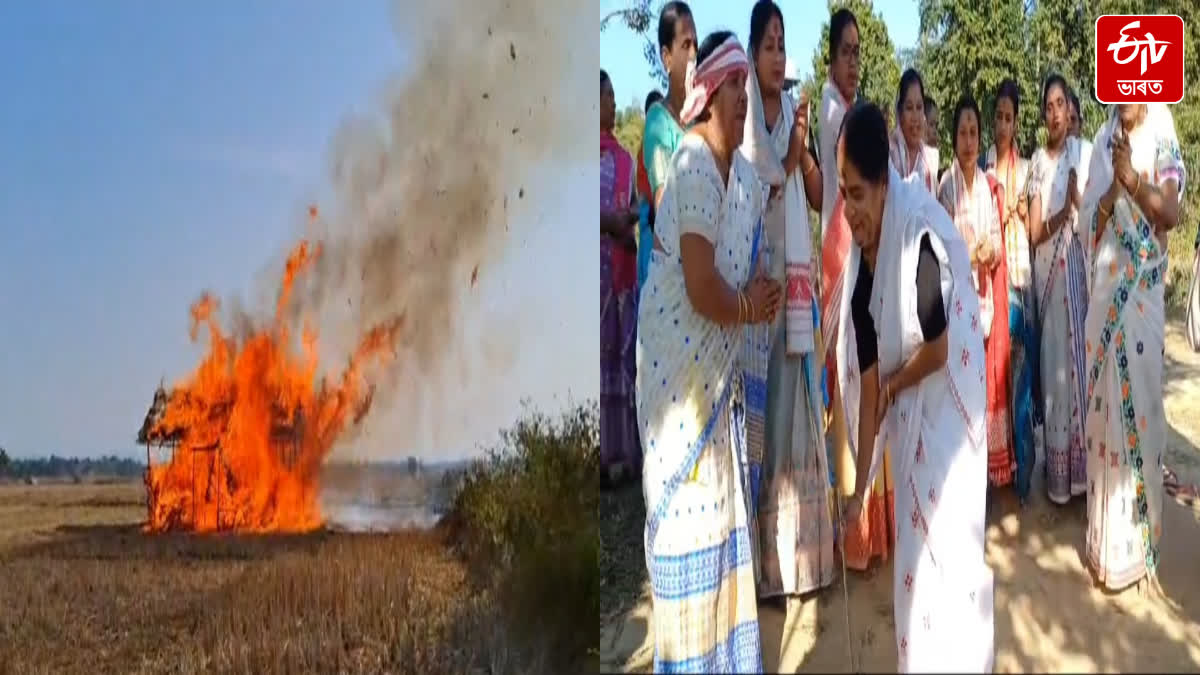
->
601, 321, 1200, 673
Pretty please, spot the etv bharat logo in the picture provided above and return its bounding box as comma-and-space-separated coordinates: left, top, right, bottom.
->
1095, 15, 1185, 104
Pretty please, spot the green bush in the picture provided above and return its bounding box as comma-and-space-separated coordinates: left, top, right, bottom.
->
447, 401, 599, 671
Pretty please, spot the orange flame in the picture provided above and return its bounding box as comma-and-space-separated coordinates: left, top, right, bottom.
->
144, 239, 398, 533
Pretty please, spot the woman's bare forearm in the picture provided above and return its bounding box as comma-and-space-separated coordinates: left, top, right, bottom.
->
854, 364, 879, 499
1130, 178, 1180, 232
802, 155, 823, 211
680, 234, 747, 326
889, 330, 948, 396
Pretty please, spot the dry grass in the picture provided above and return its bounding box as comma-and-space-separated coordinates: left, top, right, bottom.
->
0, 404, 598, 675
0, 483, 515, 675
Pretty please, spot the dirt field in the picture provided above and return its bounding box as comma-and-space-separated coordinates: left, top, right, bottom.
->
0, 481, 508, 675
600, 320, 1200, 673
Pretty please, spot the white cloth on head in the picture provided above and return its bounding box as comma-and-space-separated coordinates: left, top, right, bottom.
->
740, 62, 814, 354
938, 160, 1002, 338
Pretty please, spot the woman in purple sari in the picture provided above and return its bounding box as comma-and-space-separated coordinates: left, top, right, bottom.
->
601, 69, 642, 485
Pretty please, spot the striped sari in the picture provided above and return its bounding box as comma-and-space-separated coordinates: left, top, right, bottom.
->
638, 133, 766, 673
1080, 105, 1184, 590
1030, 137, 1092, 504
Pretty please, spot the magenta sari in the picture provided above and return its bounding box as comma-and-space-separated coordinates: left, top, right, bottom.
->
601, 132, 641, 477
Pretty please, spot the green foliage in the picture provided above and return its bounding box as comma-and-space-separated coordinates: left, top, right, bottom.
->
0, 453, 143, 480
448, 401, 599, 670
613, 104, 646, 160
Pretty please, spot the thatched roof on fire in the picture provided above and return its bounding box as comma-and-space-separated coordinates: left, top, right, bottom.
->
137, 383, 183, 446
136, 382, 304, 447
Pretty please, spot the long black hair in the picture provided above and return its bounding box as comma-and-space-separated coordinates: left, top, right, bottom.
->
839, 101, 890, 184
749, 0, 784, 57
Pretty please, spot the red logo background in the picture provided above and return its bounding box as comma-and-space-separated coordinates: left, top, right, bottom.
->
1094, 14, 1185, 104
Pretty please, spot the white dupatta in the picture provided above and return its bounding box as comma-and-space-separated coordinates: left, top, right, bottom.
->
890, 128, 939, 195
741, 62, 814, 354
940, 159, 1001, 338
835, 168, 986, 487
1033, 135, 1091, 311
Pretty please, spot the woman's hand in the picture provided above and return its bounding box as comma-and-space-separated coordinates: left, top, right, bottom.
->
1016, 193, 1028, 223
1111, 132, 1136, 192
842, 491, 864, 527
745, 276, 783, 324
1067, 169, 1081, 209
792, 91, 810, 151
976, 238, 995, 267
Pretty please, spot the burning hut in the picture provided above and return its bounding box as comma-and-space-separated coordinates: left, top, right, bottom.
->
136, 240, 398, 535
138, 383, 309, 533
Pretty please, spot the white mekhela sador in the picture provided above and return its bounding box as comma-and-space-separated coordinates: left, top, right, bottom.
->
835, 167, 995, 673
1079, 104, 1185, 591
739, 58, 832, 597
1029, 136, 1092, 504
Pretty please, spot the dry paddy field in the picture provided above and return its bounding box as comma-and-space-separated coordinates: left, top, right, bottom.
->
0, 480, 514, 675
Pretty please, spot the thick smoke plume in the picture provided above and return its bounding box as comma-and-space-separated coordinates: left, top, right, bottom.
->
278, 0, 591, 449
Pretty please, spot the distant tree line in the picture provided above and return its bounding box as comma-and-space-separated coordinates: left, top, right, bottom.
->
0, 447, 144, 481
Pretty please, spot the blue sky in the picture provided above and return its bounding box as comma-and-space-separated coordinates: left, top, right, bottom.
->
0, 1, 597, 460
600, 0, 921, 109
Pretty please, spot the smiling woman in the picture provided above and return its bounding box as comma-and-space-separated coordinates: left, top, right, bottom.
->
835, 101, 994, 673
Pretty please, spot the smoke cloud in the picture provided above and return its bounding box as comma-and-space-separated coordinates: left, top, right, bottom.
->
272, 0, 593, 458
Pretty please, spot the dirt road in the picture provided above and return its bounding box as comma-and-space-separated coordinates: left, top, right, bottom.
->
601, 321, 1200, 673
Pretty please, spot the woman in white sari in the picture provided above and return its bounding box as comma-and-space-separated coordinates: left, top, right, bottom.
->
638, 31, 781, 673
890, 69, 939, 196
836, 101, 994, 673
1079, 103, 1184, 592
818, 7, 898, 573
739, 0, 832, 599
1028, 74, 1092, 505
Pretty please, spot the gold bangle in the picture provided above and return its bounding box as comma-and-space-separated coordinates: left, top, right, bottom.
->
747, 295, 756, 323
1134, 173, 1142, 196
738, 291, 747, 324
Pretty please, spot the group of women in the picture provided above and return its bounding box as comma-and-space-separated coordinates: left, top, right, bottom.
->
599, 0, 1186, 672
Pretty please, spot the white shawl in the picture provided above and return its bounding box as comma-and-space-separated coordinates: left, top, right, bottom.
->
1079, 104, 1184, 283
939, 159, 1001, 338
890, 128, 939, 195
835, 168, 985, 486
740, 63, 814, 354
